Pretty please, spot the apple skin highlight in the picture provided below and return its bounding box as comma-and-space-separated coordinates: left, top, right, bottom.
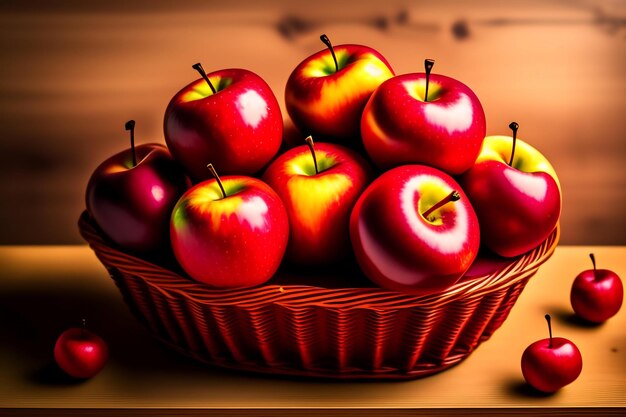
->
170, 176, 289, 288
361, 73, 486, 175
350, 165, 480, 295
461, 135, 561, 258
164, 68, 283, 181
263, 141, 373, 265
54, 326, 109, 379
286, 43, 394, 143
86, 143, 189, 253
571, 253, 623, 323
521, 315, 582, 393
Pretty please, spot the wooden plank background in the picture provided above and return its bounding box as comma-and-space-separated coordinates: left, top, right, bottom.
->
0, 0, 624, 244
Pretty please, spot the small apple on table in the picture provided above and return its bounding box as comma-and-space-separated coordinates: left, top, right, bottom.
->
571, 253, 623, 323
54, 319, 108, 379
521, 314, 583, 393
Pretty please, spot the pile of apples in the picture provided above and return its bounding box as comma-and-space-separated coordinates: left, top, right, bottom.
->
85, 35, 563, 295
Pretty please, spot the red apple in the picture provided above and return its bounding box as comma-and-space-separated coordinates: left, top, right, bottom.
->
164, 63, 283, 181
54, 319, 108, 379
350, 165, 480, 294
285, 34, 394, 143
521, 314, 583, 393
460, 123, 561, 257
86, 120, 189, 253
571, 253, 623, 323
170, 165, 289, 288
262, 137, 373, 264
361, 59, 486, 174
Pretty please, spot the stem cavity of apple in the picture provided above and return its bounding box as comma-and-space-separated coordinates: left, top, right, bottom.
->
320, 34, 339, 73
305, 135, 319, 174
125, 120, 137, 167
545, 313, 553, 349
424, 59, 435, 102
192, 63, 217, 95
422, 190, 460, 220
508, 121, 519, 167
589, 253, 598, 280
207, 163, 227, 199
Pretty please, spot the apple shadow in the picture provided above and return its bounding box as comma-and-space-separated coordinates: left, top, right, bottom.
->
549, 306, 605, 329
503, 377, 558, 399
273, 254, 373, 289
1, 276, 335, 388
29, 361, 90, 386
0, 279, 232, 386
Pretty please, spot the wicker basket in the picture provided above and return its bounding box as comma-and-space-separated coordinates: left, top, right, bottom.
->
79, 211, 559, 380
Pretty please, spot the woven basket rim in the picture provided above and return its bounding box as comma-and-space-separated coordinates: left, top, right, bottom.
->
78, 210, 559, 310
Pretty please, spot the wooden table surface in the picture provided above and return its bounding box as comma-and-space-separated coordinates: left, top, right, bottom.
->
0, 245, 625, 416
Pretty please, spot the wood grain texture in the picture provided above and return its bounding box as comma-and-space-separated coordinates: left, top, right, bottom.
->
0, 245, 624, 414
0, 0, 625, 245
1, 408, 626, 417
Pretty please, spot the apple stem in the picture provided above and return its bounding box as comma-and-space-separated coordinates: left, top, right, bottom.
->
81, 318, 86, 338
424, 59, 435, 102
589, 253, 597, 280
207, 163, 226, 199
545, 314, 553, 349
320, 34, 338, 73
125, 120, 136, 167
192, 63, 217, 95
304, 135, 319, 174
508, 122, 519, 167
422, 190, 460, 220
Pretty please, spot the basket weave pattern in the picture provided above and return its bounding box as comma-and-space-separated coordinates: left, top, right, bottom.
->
79, 211, 559, 379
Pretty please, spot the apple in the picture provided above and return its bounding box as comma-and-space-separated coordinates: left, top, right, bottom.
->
349, 164, 480, 294
571, 253, 623, 323
460, 122, 561, 258
170, 164, 289, 288
86, 120, 189, 253
285, 34, 394, 143
262, 137, 373, 264
164, 63, 283, 181
54, 319, 108, 379
521, 314, 583, 393
361, 59, 486, 174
